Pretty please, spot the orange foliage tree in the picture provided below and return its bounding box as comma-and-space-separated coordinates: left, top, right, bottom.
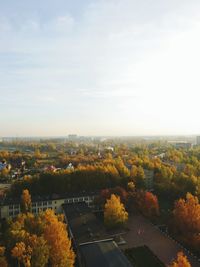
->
0, 247, 8, 267
104, 194, 128, 228
42, 210, 75, 267
168, 252, 191, 267
12, 241, 32, 267
172, 193, 200, 251
173, 193, 200, 234
9, 207, 74, 267
135, 191, 159, 217
98, 186, 128, 207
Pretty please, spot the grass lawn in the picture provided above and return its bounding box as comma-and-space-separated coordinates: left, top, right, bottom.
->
125, 246, 165, 267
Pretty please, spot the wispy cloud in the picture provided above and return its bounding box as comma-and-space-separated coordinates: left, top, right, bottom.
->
1, 0, 200, 136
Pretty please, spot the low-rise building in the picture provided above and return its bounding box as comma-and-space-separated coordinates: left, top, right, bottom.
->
62, 202, 133, 267
0, 192, 96, 219
168, 141, 192, 149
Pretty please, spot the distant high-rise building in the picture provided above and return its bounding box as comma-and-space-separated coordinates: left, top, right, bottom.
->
68, 134, 78, 141
197, 136, 200, 145
168, 141, 192, 149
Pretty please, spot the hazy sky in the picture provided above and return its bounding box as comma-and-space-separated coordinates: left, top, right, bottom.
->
1, 0, 200, 136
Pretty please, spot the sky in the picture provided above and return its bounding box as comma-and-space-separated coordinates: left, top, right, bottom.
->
1, 0, 200, 137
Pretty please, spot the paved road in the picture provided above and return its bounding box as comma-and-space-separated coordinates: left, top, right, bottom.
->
122, 214, 200, 267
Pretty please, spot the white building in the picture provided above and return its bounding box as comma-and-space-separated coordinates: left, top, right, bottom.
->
0, 193, 96, 219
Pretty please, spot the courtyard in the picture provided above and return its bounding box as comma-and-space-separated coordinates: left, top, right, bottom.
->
122, 214, 200, 267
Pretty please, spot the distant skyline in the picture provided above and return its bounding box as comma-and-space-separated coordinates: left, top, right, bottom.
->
1, 0, 200, 136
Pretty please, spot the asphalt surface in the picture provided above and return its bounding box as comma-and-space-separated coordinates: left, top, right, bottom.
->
123, 214, 200, 267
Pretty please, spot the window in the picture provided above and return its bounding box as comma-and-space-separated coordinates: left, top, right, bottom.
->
14, 210, 19, 215
68, 199, 73, 203
48, 201, 52, 205
32, 203, 36, 207
9, 211, 13, 216
14, 205, 19, 209
37, 202, 42, 207
9, 205, 13, 210
43, 201, 47, 206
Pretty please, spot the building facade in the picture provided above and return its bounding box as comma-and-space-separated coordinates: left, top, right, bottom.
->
0, 193, 96, 219
197, 136, 200, 145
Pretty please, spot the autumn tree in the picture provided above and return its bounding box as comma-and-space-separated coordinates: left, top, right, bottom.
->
144, 191, 159, 216
173, 193, 200, 234
130, 165, 145, 188
43, 210, 75, 267
0, 247, 8, 267
115, 157, 130, 178
135, 191, 159, 217
130, 165, 138, 178
168, 252, 191, 267
34, 149, 42, 159
104, 194, 128, 228
9, 210, 74, 267
21, 190, 32, 213
28, 235, 49, 267
12, 242, 32, 267
99, 187, 128, 207
0, 168, 10, 178
127, 181, 135, 192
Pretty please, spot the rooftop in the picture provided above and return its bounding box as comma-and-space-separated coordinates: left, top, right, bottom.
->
125, 246, 165, 267
1, 191, 98, 206
80, 240, 133, 267
62, 202, 109, 244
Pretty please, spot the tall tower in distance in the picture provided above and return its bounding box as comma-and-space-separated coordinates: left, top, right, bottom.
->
196, 136, 200, 145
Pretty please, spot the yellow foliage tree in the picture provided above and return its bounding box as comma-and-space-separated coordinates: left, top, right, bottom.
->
0, 168, 10, 178
21, 190, 32, 213
34, 149, 42, 159
168, 252, 191, 267
43, 209, 75, 267
9, 209, 74, 267
28, 235, 49, 267
9, 214, 49, 267
104, 194, 128, 228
